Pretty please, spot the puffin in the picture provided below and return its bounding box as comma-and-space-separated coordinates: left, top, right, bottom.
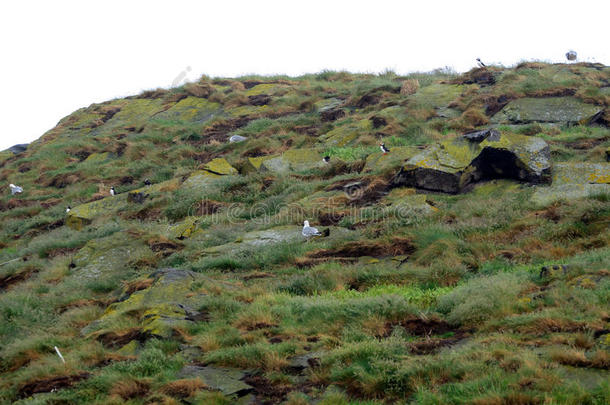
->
322, 156, 330, 163
380, 143, 390, 155
66, 206, 71, 213
110, 186, 116, 196
144, 179, 152, 186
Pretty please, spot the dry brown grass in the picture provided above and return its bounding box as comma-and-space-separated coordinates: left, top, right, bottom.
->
400, 79, 420, 95
184, 83, 214, 98
160, 378, 207, 398
110, 378, 150, 400
122, 278, 154, 296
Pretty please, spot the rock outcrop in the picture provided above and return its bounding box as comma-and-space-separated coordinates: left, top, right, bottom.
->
83, 268, 206, 341
393, 132, 551, 193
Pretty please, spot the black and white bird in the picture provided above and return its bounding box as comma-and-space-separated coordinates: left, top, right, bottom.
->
9, 184, 23, 195
565, 50, 577, 61
66, 206, 71, 213
476, 58, 486, 68
144, 179, 151, 186
380, 143, 390, 155
110, 186, 116, 196
322, 156, 330, 163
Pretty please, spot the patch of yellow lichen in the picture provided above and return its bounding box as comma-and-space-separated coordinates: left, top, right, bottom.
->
245, 84, 277, 96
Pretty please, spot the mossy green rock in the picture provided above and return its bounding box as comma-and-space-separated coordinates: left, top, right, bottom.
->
167, 216, 201, 239
491, 97, 602, 124
260, 149, 323, 173
94, 99, 166, 133
394, 132, 551, 193
315, 98, 343, 112
66, 194, 129, 230
204, 226, 301, 255
408, 84, 464, 109
321, 119, 372, 147
84, 268, 205, 339
381, 188, 437, 215
83, 152, 111, 163
182, 170, 222, 189
203, 158, 238, 175
532, 162, 610, 205
363, 146, 420, 173
154, 97, 220, 123
73, 233, 150, 281
245, 83, 277, 96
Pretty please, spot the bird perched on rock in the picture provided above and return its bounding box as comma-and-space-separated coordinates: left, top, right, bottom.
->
66, 206, 71, 213
302, 221, 329, 238
144, 179, 151, 186
110, 186, 116, 196
476, 58, 486, 68
380, 143, 390, 155
323, 156, 330, 163
9, 184, 23, 195
565, 50, 577, 61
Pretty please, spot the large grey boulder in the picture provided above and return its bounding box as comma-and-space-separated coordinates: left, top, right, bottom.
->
8, 144, 28, 154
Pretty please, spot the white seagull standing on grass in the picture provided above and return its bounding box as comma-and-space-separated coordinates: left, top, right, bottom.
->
302, 220, 322, 238
9, 184, 23, 195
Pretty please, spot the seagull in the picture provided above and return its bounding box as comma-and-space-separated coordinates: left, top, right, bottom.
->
229, 134, 247, 143
302, 220, 322, 238
144, 179, 151, 186
66, 206, 71, 213
9, 184, 23, 195
323, 156, 330, 163
476, 58, 486, 68
380, 143, 390, 155
110, 186, 116, 196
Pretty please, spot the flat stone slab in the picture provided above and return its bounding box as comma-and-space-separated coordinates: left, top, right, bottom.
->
177, 366, 253, 396
531, 162, 610, 205
491, 97, 602, 124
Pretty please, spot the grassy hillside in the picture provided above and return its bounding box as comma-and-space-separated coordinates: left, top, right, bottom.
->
0, 62, 609, 404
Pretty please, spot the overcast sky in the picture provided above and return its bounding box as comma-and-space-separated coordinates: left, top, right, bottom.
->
0, 0, 608, 151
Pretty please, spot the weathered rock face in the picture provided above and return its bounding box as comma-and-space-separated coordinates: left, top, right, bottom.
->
320, 119, 372, 147
491, 97, 602, 125
83, 268, 206, 339
363, 146, 419, 173
393, 132, 551, 193
532, 162, 610, 205
183, 158, 237, 188
203, 158, 238, 175
66, 194, 128, 230
259, 149, 324, 173
73, 233, 150, 281
8, 144, 28, 154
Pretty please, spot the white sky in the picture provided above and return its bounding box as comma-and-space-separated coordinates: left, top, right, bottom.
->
0, 0, 608, 151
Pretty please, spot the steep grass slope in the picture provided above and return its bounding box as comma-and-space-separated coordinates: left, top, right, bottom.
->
0, 62, 609, 404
